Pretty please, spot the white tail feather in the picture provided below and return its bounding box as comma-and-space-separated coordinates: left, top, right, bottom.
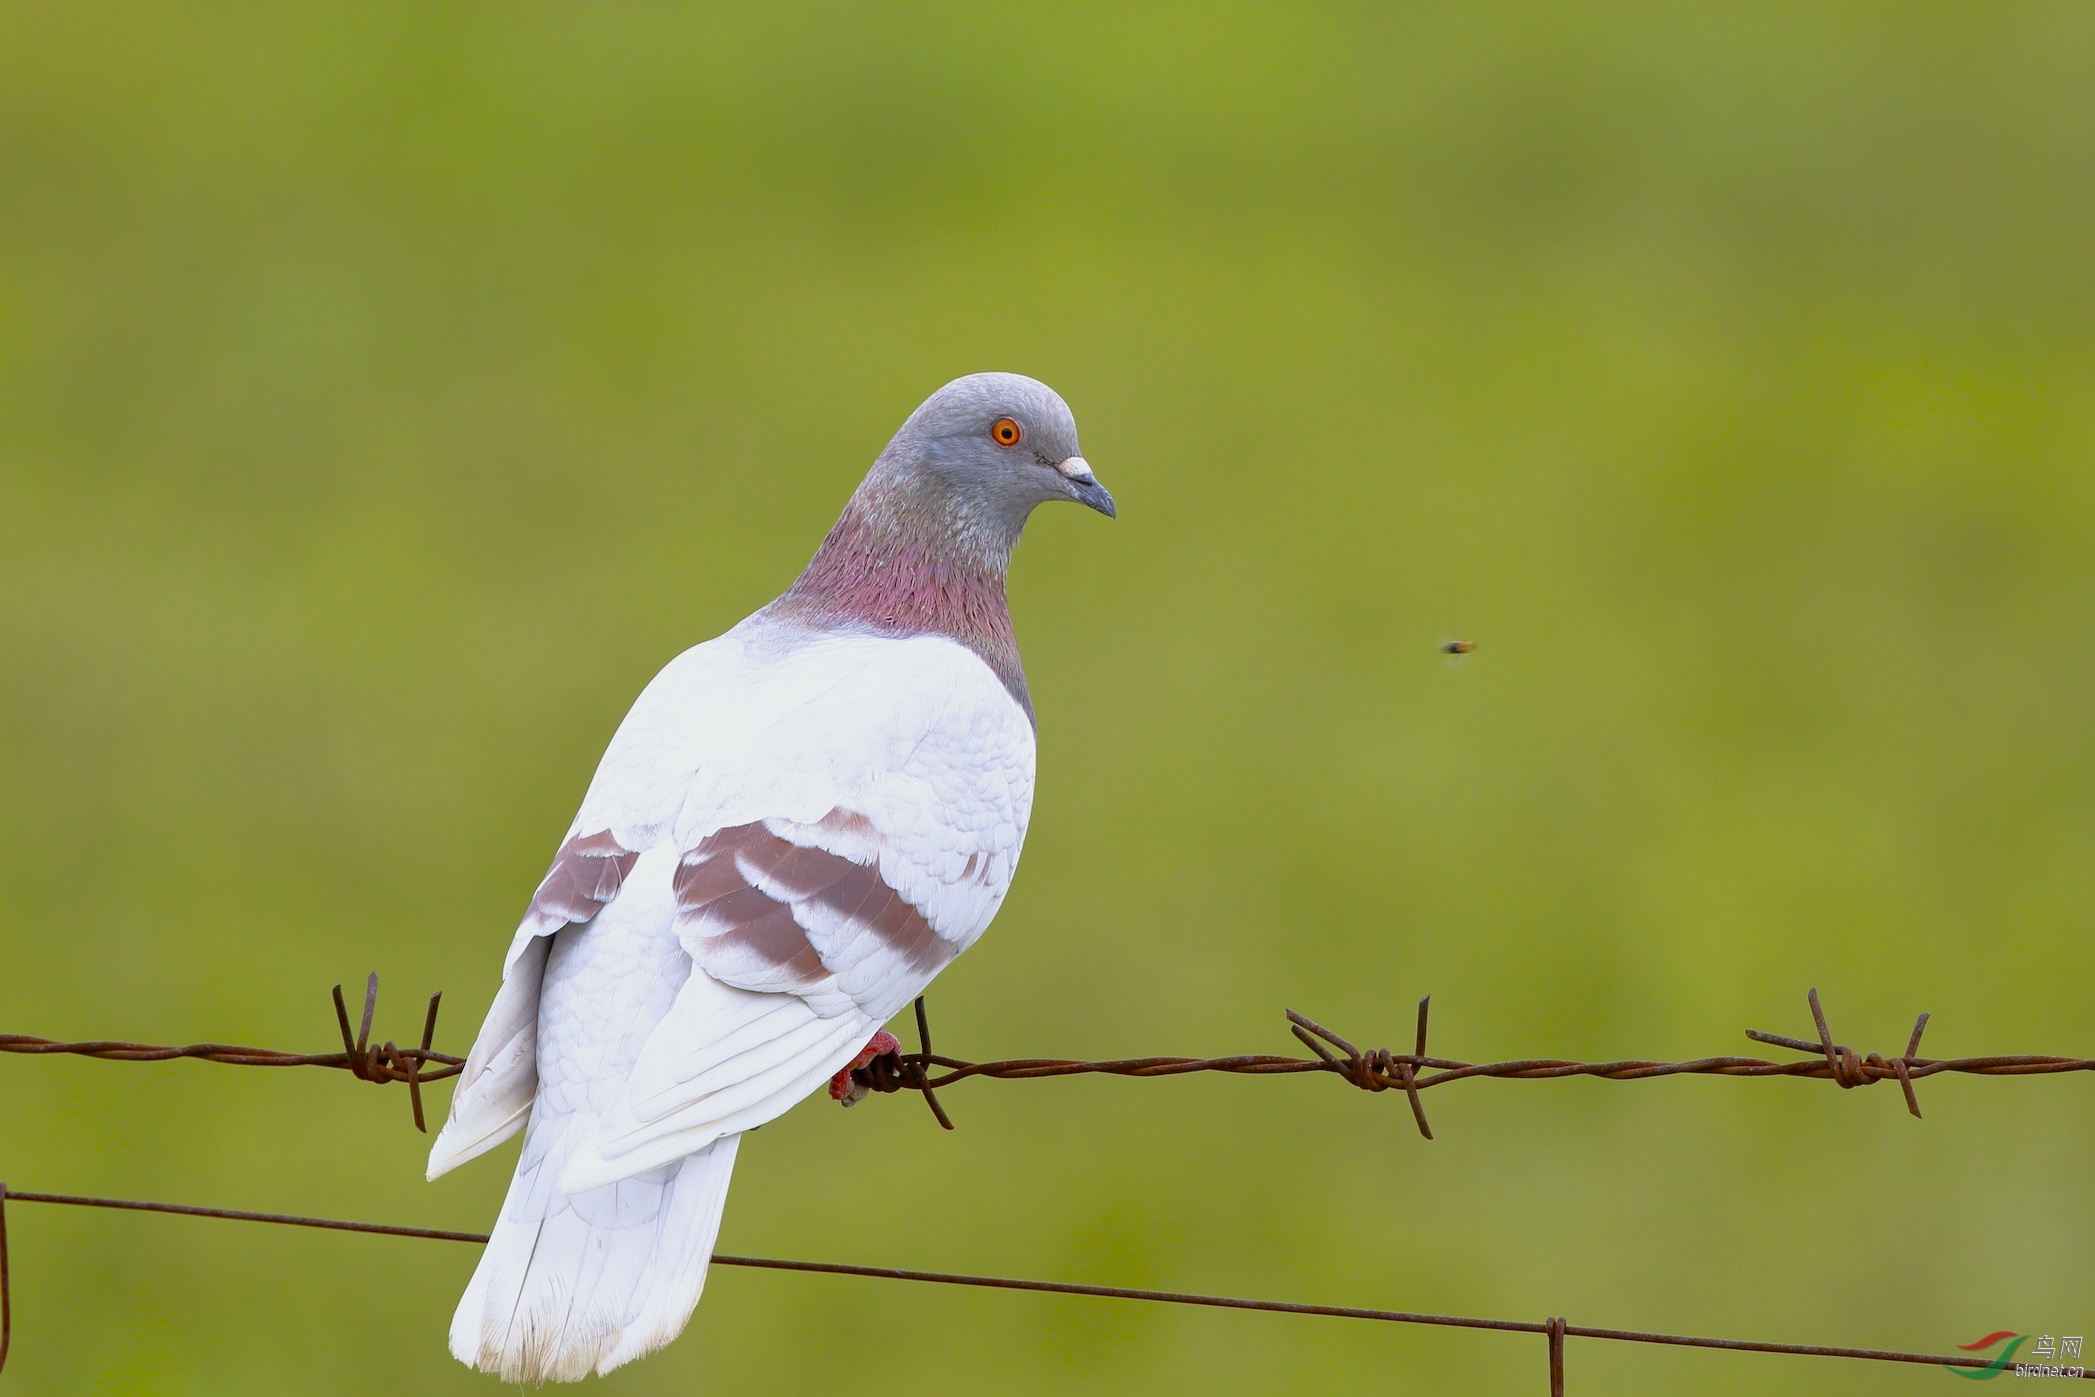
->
450, 1130, 741, 1382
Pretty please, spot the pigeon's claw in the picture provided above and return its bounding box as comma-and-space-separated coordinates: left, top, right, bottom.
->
830, 1029, 903, 1107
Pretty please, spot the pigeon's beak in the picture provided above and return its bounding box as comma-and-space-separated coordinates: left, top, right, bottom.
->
1056, 455, 1116, 519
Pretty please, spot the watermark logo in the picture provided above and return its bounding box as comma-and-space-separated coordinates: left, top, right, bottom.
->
1949, 1332, 2025, 1380
1948, 1332, 2083, 1380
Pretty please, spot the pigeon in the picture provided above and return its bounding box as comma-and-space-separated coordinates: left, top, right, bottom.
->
427, 372, 1113, 1382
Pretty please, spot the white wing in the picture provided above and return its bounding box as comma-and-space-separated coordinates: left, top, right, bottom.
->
430, 619, 1034, 1185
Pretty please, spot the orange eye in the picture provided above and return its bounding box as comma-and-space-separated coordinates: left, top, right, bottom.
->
990, 417, 1023, 447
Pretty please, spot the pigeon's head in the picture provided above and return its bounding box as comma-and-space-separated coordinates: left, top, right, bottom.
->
786, 372, 1112, 706
883, 372, 1115, 526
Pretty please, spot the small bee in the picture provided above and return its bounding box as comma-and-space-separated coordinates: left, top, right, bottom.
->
1441, 639, 1477, 655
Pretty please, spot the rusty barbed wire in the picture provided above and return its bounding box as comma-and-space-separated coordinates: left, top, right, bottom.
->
849, 987, 2095, 1137
6, 981, 2092, 1142
0, 1184, 2081, 1387
0, 974, 462, 1132
6, 984, 2094, 1386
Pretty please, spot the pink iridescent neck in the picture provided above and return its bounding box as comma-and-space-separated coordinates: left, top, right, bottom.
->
769, 486, 1030, 715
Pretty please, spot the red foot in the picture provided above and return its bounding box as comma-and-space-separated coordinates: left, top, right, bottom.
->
830, 1029, 902, 1106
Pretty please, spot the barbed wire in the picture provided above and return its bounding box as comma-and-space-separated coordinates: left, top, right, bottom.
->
0, 975, 460, 1131
0, 1184, 2079, 1389
7, 978, 2092, 1143
5, 980, 2093, 1388
852, 988, 2095, 1138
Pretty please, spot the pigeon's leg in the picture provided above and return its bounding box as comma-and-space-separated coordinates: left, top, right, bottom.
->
829, 1029, 902, 1107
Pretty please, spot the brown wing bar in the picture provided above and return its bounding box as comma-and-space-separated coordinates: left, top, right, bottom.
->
675, 816, 953, 1000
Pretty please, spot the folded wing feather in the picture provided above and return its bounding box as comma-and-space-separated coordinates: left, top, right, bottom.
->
561, 804, 987, 1191
429, 831, 640, 1179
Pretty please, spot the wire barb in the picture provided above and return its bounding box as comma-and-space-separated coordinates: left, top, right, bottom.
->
847, 997, 956, 1129
1744, 989, 1933, 1119
1287, 1004, 1436, 1138
323, 973, 457, 1133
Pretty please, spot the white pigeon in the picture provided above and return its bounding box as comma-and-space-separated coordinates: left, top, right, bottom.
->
427, 373, 1114, 1382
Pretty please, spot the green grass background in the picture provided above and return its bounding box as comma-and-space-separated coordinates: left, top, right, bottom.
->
4, 3, 2094, 1392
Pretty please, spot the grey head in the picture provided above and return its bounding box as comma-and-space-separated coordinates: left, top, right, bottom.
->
772, 372, 1113, 715
870, 372, 1114, 566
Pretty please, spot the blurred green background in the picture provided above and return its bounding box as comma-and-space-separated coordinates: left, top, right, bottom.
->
3, 3, 2093, 1392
